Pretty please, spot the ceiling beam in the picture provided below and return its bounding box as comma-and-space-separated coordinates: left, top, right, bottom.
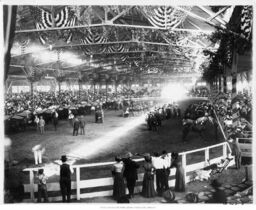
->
15, 22, 214, 34
92, 7, 104, 23
173, 6, 219, 29
197, 6, 227, 25
187, 19, 203, 31
10, 64, 76, 72
109, 6, 134, 23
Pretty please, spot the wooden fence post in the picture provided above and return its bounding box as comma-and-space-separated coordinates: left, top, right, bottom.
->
29, 170, 35, 201
76, 167, 81, 200
205, 147, 209, 163
181, 153, 187, 183
223, 143, 227, 158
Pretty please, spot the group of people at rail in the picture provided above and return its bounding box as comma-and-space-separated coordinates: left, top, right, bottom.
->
22, 151, 184, 203
111, 150, 185, 202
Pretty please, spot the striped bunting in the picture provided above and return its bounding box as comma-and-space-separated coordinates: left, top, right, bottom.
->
29, 6, 77, 44
141, 6, 190, 29
240, 6, 253, 40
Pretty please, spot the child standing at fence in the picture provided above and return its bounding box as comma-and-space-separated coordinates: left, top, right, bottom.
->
37, 169, 48, 202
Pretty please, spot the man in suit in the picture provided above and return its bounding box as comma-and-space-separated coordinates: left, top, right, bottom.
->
79, 115, 86, 135
73, 116, 80, 136
59, 155, 73, 202
52, 110, 58, 131
122, 152, 140, 198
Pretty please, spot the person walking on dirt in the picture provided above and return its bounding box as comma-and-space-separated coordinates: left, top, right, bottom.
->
73, 117, 80, 136
39, 116, 45, 134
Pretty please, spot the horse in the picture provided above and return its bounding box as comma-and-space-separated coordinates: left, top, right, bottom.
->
182, 116, 214, 142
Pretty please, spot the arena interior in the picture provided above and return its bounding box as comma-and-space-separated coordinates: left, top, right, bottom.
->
3, 3, 253, 204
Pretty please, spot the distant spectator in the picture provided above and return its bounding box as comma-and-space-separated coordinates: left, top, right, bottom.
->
34, 115, 39, 131
73, 117, 80, 136
39, 116, 45, 134
79, 115, 86, 135
52, 110, 58, 131
68, 110, 74, 126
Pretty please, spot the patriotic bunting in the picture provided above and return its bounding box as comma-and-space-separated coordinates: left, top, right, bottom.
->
141, 6, 191, 29
240, 6, 253, 40
29, 6, 77, 44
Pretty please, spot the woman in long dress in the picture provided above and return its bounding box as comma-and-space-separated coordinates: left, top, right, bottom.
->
141, 154, 157, 198
171, 153, 185, 192
111, 156, 126, 200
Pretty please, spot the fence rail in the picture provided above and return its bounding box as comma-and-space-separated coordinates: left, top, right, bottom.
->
23, 141, 232, 202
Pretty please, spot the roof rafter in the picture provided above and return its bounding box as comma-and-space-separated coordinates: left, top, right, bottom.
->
197, 6, 228, 25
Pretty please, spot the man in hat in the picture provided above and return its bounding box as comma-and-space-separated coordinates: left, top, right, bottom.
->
73, 116, 80, 136
59, 155, 74, 202
122, 152, 140, 198
79, 115, 86, 135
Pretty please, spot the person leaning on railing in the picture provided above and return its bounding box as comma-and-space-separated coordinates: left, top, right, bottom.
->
111, 156, 126, 201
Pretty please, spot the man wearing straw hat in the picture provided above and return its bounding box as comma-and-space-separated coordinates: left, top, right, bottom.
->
59, 155, 73, 202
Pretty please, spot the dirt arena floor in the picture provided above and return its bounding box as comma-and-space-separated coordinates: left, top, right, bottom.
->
5, 97, 226, 184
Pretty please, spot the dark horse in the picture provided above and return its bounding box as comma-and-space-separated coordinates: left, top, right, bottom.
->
182, 116, 214, 142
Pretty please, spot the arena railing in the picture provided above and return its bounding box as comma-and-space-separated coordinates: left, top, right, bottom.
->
22, 141, 232, 202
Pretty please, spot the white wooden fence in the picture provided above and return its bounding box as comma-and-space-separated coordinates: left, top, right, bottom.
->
23, 141, 232, 202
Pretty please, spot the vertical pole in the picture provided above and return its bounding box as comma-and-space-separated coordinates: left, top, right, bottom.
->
231, 50, 238, 99
223, 75, 227, 93
29, 170, 35, 201
76, 167, 80, 200
106, 81, 108, 102
181, 153, 187, 183
218, 76, 222, 92
205, 147, 209, 163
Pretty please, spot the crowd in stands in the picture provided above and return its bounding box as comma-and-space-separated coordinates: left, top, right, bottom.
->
5, 87, 162, 116
188, 87, 209, 98
210, 90, 252, 136
210, 89, 252, 169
